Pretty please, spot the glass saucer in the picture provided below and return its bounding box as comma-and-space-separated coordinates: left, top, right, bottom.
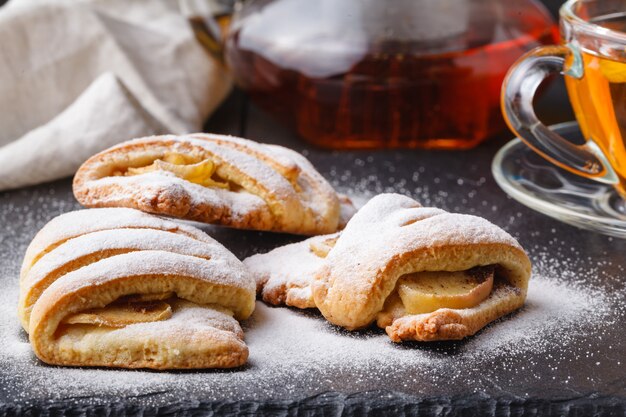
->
492, 121, 626, 238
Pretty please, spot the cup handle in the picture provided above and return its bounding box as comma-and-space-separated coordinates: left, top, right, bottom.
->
501, 45, 618, 185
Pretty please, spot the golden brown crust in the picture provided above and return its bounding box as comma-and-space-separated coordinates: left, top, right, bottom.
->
73, 134, 355, 235
20, 208, 255, 369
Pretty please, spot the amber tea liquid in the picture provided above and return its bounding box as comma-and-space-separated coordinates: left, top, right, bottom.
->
226, 19, 557, 149
565, 14, 626, 196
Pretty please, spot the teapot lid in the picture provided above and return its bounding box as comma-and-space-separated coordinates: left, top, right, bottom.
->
229, 0, 554, 78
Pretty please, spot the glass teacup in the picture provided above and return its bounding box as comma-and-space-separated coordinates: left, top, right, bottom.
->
502, 0, 626, 199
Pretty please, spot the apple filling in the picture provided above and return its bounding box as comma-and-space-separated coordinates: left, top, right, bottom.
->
120, 153, 229, 188
396, 266, 495, 314
62, 292, 175, 328
309, 236, 339, 258
377, 266, 495, 326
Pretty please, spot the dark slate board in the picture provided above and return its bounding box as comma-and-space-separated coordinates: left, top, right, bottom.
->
1, 87, 625, 416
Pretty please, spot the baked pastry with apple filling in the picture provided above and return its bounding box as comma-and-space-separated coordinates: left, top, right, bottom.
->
73, 133, 355, 235
19, 208, 255, 369
245, 193, 531, 342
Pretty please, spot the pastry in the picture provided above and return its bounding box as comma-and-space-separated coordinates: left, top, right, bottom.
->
19, 208, 255, 369
244, 233, 339, 309
73, 133, 355, 235
245, 193, 531, 342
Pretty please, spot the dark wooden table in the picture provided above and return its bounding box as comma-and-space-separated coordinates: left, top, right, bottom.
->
1, 79, 625, 415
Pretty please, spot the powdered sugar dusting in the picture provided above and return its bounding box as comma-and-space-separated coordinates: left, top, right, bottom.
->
0, 263, 620, 405
24, 228, 232, 290
39, 250, 253, 301
1, 165, 624, 406
335, 193, 522, 254
21, 207, 215, 278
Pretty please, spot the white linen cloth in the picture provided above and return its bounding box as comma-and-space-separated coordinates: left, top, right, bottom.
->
0, 0, 231, 191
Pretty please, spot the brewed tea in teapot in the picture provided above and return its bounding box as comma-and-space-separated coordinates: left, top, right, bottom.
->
224, 0, 557, 149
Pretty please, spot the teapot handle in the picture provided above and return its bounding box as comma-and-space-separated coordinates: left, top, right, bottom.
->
178, 0, 235, 61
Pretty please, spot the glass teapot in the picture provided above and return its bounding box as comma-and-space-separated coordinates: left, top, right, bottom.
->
184, 0, 557, 150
